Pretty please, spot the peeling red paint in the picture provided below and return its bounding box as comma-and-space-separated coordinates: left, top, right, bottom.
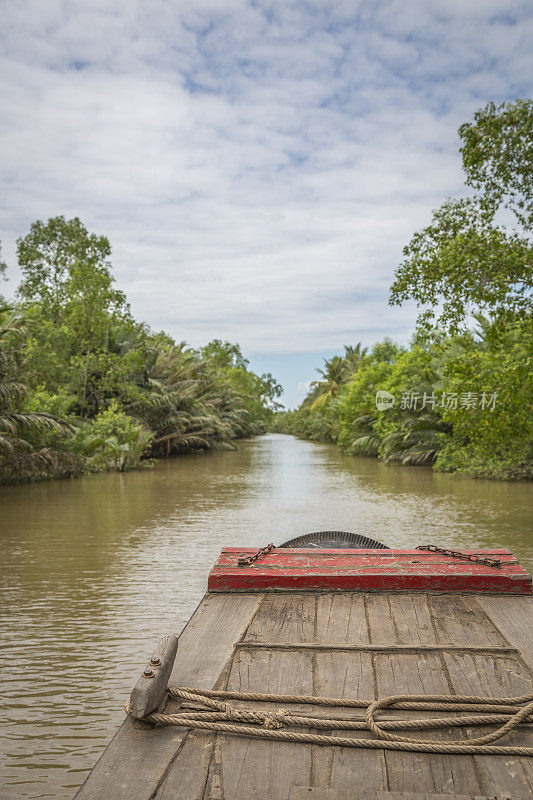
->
207, 548, 532, 594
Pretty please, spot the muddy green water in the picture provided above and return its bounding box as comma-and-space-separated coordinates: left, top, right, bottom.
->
1, 433, 532, 799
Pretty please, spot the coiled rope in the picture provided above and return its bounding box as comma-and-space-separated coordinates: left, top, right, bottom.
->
124, 685, 533, 757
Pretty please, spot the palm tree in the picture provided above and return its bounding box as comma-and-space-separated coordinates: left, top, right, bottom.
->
0, 307, 75, 481
343, 343, 368, 380
380, 412, 452, 465
309, 356, 345, 409
127, 342, 259, 456
349, 414, 381, 455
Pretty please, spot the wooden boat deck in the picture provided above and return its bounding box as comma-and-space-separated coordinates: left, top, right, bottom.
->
76, 591, 533, 800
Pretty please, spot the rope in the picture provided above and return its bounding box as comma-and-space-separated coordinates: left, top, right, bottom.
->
124, 685, 533, 757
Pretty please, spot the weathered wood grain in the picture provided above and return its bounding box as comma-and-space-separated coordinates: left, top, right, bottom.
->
244, 592, 316, 643
375, 794, 509, 800
373, 593, 483, 797
153, 731, 215, 800
217, 596, 316, 800
376, 649, 482, 796
313, 593, 387, 798
365, 592, 437, 645
315, 593, 369, 645
428, 595, 507, 647
290, 793, 511, 800
208, 548, 531, 593
129, 635, 178, 719
76, 589, 533, 800
289, 789, 342, 800
75, 592, 264, 800
444, 650, 533, 798
237, 642, 518, 654
477, 595, 533, 673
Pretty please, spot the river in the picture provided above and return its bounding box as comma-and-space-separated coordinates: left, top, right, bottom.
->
1, 433, 532, 799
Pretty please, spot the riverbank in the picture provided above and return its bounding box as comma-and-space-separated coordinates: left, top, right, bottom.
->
1, 219, 283, 486
2, 433, 533, 799
272, 324, 533, 482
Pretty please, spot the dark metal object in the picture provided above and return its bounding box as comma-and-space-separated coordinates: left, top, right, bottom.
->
416, 544, 501, 569
237, 543, 275, 566
280, 531, 389, 550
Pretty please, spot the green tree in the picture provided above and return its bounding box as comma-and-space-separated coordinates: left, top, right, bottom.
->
0, 306, 76, 482
390, 100, 533, 336
337, 341, 401, 453
16, 216, 137, 415
200, 340, 249, 370
17, 217, 127, 325
459, 99, 533, 231
342, 343, 368, 380
0, 243, 6, 303
436, 318, 533, 479
75, 400, 153, 472
389, 197, 532, 334
309, 355, 345, 409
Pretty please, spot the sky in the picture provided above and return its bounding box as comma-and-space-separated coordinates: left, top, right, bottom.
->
1, 1, 531, 407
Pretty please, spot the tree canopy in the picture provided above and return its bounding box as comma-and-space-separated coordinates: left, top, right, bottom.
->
274, 101, 532, 480
389, 100, 532, 336
1, 218, 283, 483
459, 99, 532, 231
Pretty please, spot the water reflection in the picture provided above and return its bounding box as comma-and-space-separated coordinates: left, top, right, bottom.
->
0, 434, 531, 798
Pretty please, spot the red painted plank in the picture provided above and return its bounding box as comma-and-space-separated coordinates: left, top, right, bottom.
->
207, 548, 532, 594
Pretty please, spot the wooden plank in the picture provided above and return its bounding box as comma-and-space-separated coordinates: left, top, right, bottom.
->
374, 650, 482, 795
217, 595, 316, 800
443, 650, 533, 798
290, 789, 341, 800
75, 592, 264, 800
376, 794, 509, 800
430, 593, 533, 798
219, 548, 517, 563
208, 548, 531, 593
311, 593, 385, 796
244, 592, 316, 643
366, 593, 437, 645
315, 592, 369, 645
314, 652, 386, 796
477, 595, 533, 673
373, 593, 482, 796
129, 635, 178, 719
154, 732, 215, 800
291, 793, 510, 800
428, 595, 508, 647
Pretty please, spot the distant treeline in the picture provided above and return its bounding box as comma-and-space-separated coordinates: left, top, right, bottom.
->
273, 100, 533, 480
0, 217, 282, 484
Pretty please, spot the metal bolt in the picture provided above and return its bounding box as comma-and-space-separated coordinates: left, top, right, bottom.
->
150, 657, 161, 666
143, 667, 154, 678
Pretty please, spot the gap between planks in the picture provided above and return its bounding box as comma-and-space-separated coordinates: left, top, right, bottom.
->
235, 642, 519, 654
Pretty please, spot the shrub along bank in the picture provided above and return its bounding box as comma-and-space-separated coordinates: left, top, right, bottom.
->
273, 101, 532, 480
0, 217, 282, 484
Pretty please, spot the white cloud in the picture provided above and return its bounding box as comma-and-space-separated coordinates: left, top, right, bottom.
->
1, 0, 531, 375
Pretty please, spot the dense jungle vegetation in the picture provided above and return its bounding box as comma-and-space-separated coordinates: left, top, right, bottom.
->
273, 101, 533, 480
0, 217, 282, 483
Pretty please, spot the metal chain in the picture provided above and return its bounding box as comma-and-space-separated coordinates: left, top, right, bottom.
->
237, 543, 275, 567
416, 544, 501, 569
238, 543, 502, 568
